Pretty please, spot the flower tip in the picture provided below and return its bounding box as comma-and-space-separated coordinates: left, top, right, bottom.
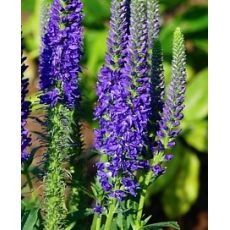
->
174, 27, 184, 40
174, 27, 181, 35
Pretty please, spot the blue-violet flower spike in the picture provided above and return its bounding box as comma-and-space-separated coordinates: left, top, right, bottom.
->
95, 0, 151, 200
94, 0, 131, 197
39, 0, 83, 109
21, 39, 31, 162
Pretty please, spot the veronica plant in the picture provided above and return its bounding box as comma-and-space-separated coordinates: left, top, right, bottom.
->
94, 0, 186, 229
39, 0, 83, 229
21, 0, 187, 229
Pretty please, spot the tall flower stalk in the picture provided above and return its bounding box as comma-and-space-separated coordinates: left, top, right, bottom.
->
93, 0, 131, 228
156, 27, 186, 151
94, 0, 186, 229
39, 0, 83, 229
95, 0, 150, 201
134, 27, 186, 229
94, 0, 153, 229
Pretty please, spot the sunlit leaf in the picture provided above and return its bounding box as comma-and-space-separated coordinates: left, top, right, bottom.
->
65, 222, 76, 230
22, 0, 41, 57
183, 120, 208, 152
162, 151, 200, 218
183, 68, 208, 121
82, 0, 110, 26
85, 29, 108, 75
140, 221, 180, 230
160, 6, 208, 56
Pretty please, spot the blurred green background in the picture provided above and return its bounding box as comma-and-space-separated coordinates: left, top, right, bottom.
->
21, 0, 208, 229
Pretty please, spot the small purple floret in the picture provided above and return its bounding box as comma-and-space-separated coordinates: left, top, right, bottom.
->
152, 164, 165, 176
93, 205, 104, 215
109, 190, 126, 201
164, 154, 174, 161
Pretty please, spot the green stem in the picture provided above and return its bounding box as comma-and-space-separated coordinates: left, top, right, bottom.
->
95, 215, 102, 230
134, 170, 153, 229
104, 199, 117, 230
90, 214, 97, 230
43, 105, 67, 229
91, 214, 102, 230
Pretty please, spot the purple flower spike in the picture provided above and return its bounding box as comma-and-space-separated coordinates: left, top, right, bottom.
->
39, 0, 83, 109
167, 141, 176, 148
94, 1, 187, 204
59, 0, 83, 108
39, 0, 62, 106
95, 0, 151, 199
94, 0, 132, 198
21, 39, 31, 162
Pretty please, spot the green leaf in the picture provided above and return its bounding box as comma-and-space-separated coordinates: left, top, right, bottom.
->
142, 215, 152, 226
180, 14, 208, 34
162, 151, 200, 218
110, 219, 118, 230
22, 208, 39, 230
193, 39, 208, 53
22, 0, 41, 57
140, 221, 180, 230
183, 68, 208, 121
82, 0, 110, 26
22, 209, 30, 228
116, 211, 124, 230
65, 222, 76, 230
183, 120, 208, 152
160, 6, 208, 56
21, 0, 35, 12
85, 29, 108, 75
21, 195, 39, 210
